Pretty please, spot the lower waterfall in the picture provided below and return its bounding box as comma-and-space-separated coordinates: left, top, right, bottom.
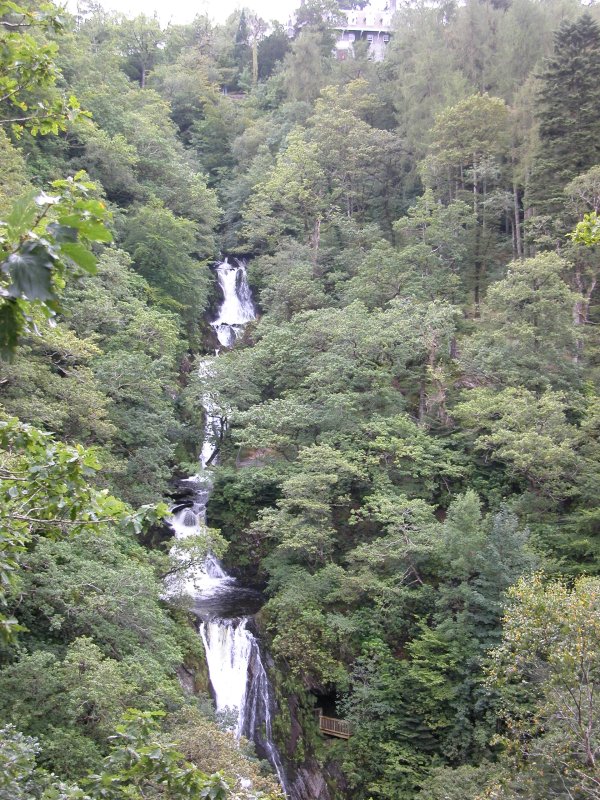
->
200, 618, 254, 737
170, 486, 289, 797
200, 615, 288, 791
168, 257, 290, 797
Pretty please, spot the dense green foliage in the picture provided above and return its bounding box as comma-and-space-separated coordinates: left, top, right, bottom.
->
1, 0, 600, 798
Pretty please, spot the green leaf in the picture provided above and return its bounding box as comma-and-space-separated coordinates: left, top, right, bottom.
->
5, 192, 38, 238
76, 199, 108, 216
3, 241, 56, 300
58, 215, 112, 242
60, 242, 97, 274
80, 222, 113, 243
46, 222, 78, 243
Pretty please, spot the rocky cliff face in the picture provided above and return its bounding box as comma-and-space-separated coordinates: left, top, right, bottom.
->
289, 765, 332, 800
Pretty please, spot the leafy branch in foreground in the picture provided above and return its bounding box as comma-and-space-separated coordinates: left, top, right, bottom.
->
0, 413, 167, 640
0, 711, 230, 800
489, 574, 600, 800
0, 172, 112, 358
86, 710, 229, 800
0, 1, 90, 137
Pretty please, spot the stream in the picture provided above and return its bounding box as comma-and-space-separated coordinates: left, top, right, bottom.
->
168, 259, 290, 796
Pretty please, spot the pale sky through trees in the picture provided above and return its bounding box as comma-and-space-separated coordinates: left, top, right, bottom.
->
65, 0, 298, 24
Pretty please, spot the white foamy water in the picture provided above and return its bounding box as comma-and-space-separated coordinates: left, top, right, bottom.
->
211, 258, 256, 347
200, 618, 254, 736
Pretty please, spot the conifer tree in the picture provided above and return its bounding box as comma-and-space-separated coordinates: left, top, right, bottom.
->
528, 14, 600, 235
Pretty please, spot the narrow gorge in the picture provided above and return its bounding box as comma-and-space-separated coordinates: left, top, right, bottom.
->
169, 259, 290, 797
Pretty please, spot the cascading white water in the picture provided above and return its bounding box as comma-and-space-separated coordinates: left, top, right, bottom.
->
211, 258, 256, 347
199, 259, 254, 465
167, 259, 290, 797
199, 616, 289, 791
198, 359, 220, 469
241, 639, 288, 787
165, 475, 234, 598
200, 618, 254, 736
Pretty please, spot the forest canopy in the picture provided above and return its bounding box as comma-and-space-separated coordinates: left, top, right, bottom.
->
1, 0, 600, 799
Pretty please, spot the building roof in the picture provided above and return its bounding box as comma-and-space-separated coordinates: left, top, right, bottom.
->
336, 6, 393, 33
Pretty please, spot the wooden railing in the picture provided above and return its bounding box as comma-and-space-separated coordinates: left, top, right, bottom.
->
318, 713, 351, 739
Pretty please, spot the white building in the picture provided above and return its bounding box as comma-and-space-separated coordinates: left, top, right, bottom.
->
334, 2, 395, 61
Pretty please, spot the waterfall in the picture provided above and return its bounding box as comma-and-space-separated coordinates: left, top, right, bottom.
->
200, 618, 254, 736
166, 475, 231, 598
168, 259, 289, 797
198, 616, 288, 789
199, 258, 254, 466
211, 258, 256, 348
241, 636, 288, 787
198, 359, 220, 469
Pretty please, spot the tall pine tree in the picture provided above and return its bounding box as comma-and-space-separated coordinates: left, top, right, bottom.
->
527, 14, 600, 240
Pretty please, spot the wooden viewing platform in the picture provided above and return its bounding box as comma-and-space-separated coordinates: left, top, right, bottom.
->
318, 713, 351, 739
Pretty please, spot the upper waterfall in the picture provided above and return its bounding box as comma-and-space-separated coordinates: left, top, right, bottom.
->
211, 258, 256, 348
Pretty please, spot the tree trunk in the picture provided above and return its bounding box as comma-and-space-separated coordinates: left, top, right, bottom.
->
471, 160, 484, 307
252, 40, 258, 85
573, 265, 597, 359
418, 381, 426, 425
513, 182, 523, 259
473, 209, 482, 308
311, 217, 321, 264
450, 336, 458, 359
